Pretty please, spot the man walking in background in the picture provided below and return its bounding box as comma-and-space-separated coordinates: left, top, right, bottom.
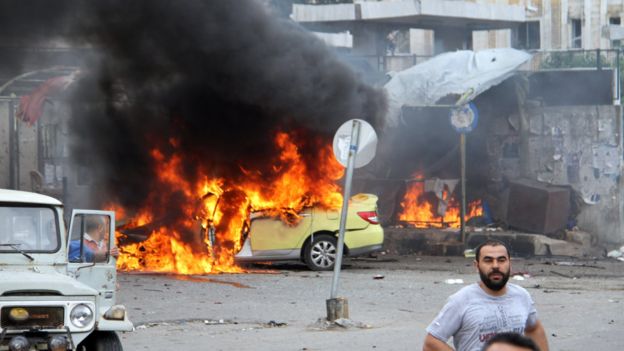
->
422, 240, 549, 351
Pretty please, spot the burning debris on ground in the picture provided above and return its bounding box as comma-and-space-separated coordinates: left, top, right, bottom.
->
397, 175, 483, 229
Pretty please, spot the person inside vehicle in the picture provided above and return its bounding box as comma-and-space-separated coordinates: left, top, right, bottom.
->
69, 216, 119, 262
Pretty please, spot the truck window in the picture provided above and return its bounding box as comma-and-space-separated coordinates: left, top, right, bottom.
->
0, 206, 59, 252
69, 214, 112, 263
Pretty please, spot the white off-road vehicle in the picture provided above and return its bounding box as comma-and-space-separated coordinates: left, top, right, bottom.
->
0, 189, 132, 350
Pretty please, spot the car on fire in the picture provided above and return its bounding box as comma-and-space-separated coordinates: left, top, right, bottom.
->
0, 189, 132, 351
235, 193, 384, 271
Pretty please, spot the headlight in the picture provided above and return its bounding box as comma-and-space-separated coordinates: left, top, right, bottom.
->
48, 336, 68, 351
70, 304, 93, 328
8, 336, 30, 351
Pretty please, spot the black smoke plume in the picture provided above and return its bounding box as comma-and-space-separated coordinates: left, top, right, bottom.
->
2, 1, 387, 213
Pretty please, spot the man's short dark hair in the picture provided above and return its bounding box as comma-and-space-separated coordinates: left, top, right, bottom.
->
475, 239, 510, 261
483, 332, 540, 351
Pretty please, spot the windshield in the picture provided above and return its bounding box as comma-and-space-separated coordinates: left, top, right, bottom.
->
0, 205, 60, 252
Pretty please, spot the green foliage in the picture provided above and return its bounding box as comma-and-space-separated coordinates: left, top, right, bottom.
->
540, 51, 606, 69
540, 50, 624, 99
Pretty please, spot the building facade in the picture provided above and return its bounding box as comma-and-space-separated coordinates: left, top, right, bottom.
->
292, 0, 624, 70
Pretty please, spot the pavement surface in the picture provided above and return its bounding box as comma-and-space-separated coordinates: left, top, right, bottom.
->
116, 254, 624, 351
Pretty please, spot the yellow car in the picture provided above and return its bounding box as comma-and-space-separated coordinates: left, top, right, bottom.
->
235, 193, 384, 271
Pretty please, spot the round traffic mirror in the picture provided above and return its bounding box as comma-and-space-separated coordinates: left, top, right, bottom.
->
332, 119, 377, 168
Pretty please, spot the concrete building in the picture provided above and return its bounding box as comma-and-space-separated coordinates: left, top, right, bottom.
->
292, 0, 624, 71
0, 59, 92, 213
292, 0, 527, 71
474, 0, 624, 51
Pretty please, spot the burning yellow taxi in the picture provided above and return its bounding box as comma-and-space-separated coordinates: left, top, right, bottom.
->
235, 193, 384, 271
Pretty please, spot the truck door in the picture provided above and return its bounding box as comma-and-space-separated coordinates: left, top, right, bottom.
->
67, 210, 117, 302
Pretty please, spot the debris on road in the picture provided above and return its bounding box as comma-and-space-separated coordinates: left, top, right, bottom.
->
444, 279, 464, 284
512, 272, 531, 280
266, 320, 288, 327
309, 318, 372, 330
550, 270, 577, 279
135, 318, 236, 329
553, 261, 605, 269
204, 319, 226, 325
606, 246, 624, 260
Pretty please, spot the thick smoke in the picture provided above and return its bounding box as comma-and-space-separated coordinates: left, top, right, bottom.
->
53, 1, 386, 210
0, 1, 74, 78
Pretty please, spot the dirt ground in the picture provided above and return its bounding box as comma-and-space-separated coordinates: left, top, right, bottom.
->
116, 254, 624, 350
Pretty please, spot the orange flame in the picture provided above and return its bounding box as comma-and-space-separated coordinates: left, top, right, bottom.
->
399, 174, 483, 229
112, 131, 344, 274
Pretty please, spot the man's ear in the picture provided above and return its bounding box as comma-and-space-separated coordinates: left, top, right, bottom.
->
473, 259, 479, 272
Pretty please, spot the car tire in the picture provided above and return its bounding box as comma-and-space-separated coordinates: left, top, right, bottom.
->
304, 234, 338, 271
79, 331, 123, 351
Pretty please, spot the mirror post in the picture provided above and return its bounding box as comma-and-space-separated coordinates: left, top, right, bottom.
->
460, 132, 466, 243
327, 119, 361, 321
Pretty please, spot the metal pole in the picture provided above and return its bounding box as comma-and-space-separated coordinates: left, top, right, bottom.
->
330, 120, 361, 299
460, 132, 466, 243
597, 49, 602, 70
8, 99, 16, 189
62, 177, 68, 210
617, 49, 621, 102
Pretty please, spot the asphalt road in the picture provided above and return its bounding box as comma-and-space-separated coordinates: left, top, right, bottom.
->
116, 255, 624, 350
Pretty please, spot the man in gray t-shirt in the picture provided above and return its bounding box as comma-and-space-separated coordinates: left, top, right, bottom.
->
422, 240, 549, 351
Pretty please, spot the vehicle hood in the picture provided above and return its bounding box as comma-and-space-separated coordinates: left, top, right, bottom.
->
0, 270, 98, 296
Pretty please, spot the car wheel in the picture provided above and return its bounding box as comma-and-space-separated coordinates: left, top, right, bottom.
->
79, 331, 123, 351
304, 234, 338, 271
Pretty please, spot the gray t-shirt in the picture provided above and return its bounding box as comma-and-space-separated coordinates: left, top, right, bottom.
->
426, 283, 537, 351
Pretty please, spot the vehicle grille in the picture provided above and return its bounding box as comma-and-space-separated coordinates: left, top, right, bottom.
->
1, 306, 64, 329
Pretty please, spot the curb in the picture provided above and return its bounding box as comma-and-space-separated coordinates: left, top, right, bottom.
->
382, 227, 599, 258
